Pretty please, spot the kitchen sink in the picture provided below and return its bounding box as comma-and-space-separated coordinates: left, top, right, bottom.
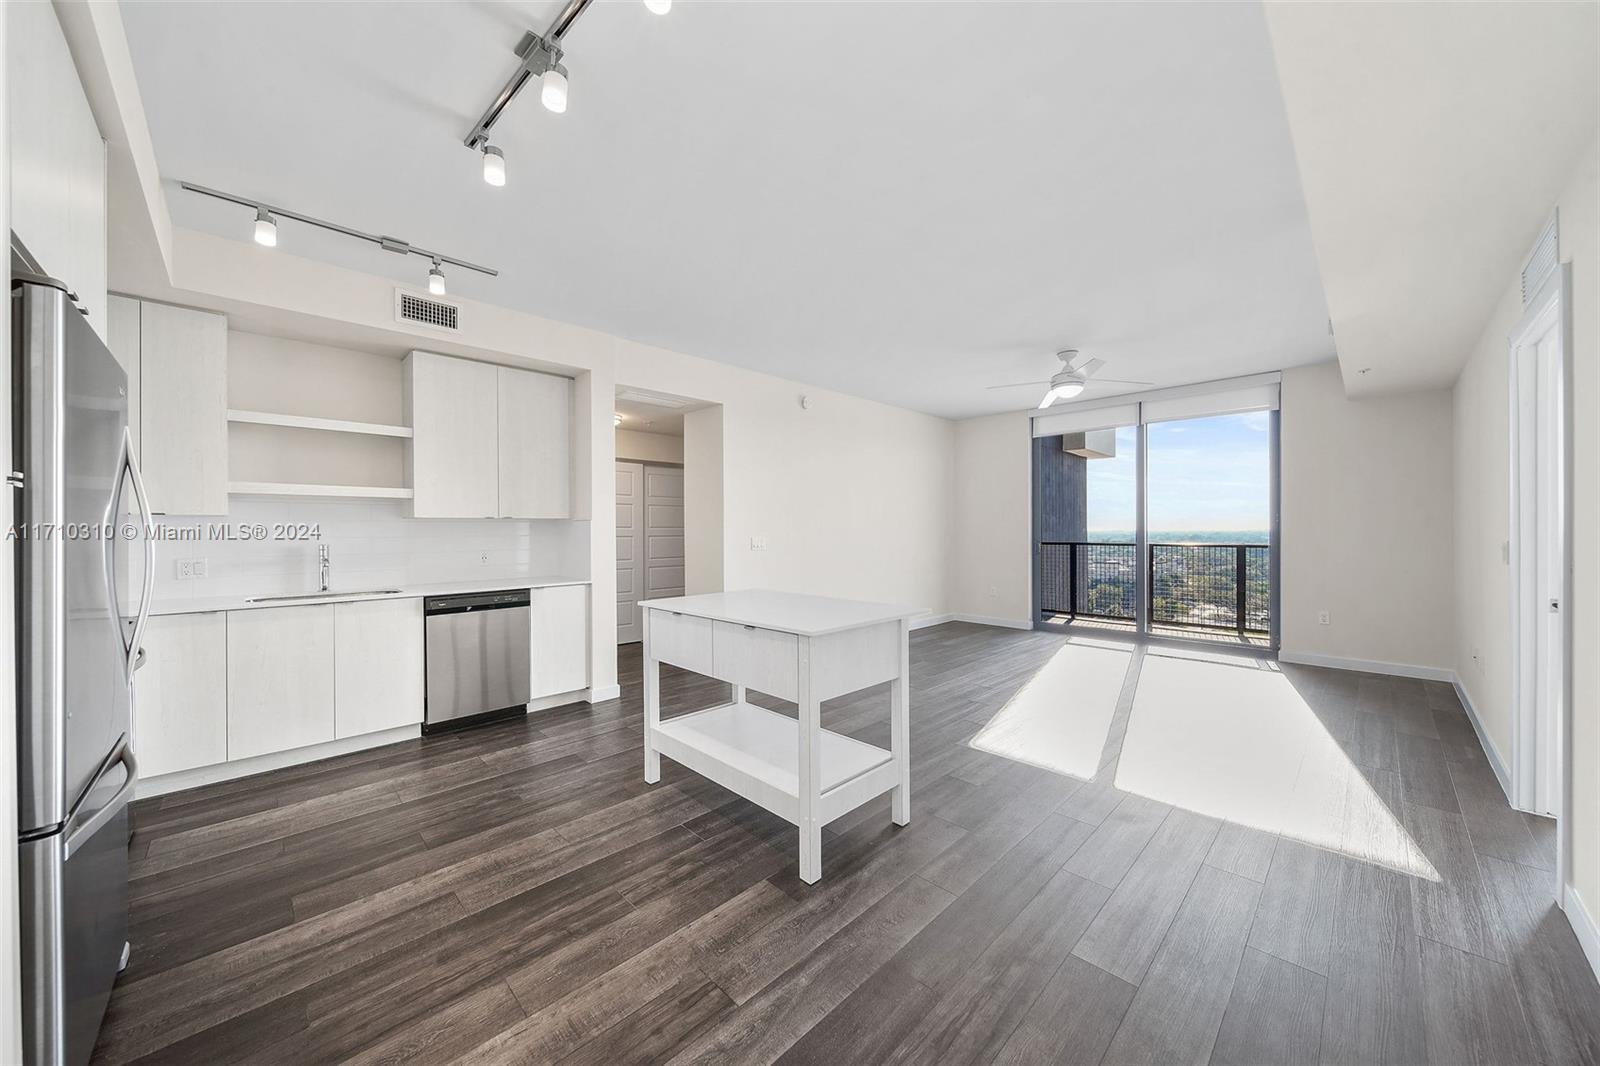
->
245, 589, 404, 603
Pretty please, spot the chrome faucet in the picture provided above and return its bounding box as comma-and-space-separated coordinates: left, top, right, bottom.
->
318, 543, 331, 592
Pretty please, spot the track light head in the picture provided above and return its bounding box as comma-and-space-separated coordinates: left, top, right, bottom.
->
541, 67, 568, 113
644, 0, 671, 12
427, 258, 447, 296
482, 145, 506, 187
253, 207, 278, 248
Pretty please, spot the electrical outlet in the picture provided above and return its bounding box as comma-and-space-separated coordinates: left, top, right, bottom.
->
175, 559, 208, 580
480, 552, 490, 565
1317, 610, 1330, 625
988, 585, 998, 598
750, 535, 767, 551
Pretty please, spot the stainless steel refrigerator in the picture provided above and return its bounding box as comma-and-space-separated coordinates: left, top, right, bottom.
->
13, 274, 154, 1066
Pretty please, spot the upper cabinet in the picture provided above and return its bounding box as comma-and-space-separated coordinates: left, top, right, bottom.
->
497, 366, 572, 519
8, 0, 107, 337
404, 351, 500, 518
405, 351, 572, 519
139, 302, 230, 514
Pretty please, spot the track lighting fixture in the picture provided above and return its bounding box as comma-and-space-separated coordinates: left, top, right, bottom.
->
540, 67, 568, 113
482, 145, 506, 187
644, 0, 671, 14
253, 207, 278, 247
179, 182, 499, 288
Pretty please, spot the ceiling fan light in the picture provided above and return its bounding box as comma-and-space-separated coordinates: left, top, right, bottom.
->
541, 68, 568, 113
644, 0, 671, 12
1038, 375, 1086, 408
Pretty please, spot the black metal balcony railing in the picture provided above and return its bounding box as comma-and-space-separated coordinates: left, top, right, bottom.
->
1040, 541, 1271, 636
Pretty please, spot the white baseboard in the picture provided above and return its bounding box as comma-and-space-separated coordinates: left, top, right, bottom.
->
911, 613, 954, 631
584, 684, 621, 704
1450, 674, 1513, 802
952, 613, 1033, 631
1564, 884, 1600, 983
1275, 649, 1454, 682
136, 725, 420, 800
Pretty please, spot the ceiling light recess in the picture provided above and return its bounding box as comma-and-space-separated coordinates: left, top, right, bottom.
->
179, 181, 499, 291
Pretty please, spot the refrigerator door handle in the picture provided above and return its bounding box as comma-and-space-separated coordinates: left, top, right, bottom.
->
105, 428, 132, 659
62, 735, 137, 861
123, 426, 156, 683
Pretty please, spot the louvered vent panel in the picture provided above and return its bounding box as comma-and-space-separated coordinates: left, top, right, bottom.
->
1522, 213, 1559, 307
395, 290, 460, 331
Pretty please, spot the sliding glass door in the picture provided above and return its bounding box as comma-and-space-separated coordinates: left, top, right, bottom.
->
1031, 378, 1279, 647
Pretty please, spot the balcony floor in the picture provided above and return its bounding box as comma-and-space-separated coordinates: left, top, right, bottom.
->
1038, 613, 1273, 648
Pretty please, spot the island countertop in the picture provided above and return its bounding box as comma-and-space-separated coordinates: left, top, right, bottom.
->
639, 589, 925, 637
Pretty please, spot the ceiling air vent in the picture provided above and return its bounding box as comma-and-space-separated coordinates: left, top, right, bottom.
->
1521, 212, 1559, 308
395, 289, 461, 332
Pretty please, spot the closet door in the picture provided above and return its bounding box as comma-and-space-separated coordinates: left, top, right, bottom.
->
644, 466, 686, 602
615, 462, 645, 644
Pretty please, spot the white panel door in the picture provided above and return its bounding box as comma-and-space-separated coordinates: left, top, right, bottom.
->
405, 351, 499, 518
616, 461, 645, 644
226, 605, 336, 759
135, 613, 227, 777
531, 584, 590, 697
335, 598, 424, 738
139, 300, 229, 514
645, 466, 686, 601
497, 367, 572, 518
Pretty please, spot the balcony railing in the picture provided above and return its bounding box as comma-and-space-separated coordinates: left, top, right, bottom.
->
1039, 541, 1271, 636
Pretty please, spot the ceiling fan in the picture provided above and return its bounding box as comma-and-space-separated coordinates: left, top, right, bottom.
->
986, 349, 1153, 409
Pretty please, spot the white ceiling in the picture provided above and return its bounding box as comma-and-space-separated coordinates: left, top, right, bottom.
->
614, 387, 704, 436
1265, 2, 1599, 397
122, 1, 1334, 419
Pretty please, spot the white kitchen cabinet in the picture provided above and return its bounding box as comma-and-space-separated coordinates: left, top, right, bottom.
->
140, 301, 229, 514
134, 613, 228, 778
531, 584, 590, 698
106, 295, 142, 447
405, 351, 499, 518
335, 598, 424, 738
226, 605, 335, 759
497, 367, 572, 518
7, 0, 107, 337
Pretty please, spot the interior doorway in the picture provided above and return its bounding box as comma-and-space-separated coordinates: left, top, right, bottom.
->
1509, 265, 1571, 834
614, 386, 709, 645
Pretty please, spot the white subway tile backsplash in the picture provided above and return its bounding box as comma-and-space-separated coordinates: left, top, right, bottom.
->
147, 498, 588, 606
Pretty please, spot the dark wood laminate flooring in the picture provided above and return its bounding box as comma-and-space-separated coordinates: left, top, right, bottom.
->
96, 624, 1600, 1065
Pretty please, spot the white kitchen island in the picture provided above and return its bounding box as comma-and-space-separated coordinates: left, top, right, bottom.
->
640, 590, 922, 883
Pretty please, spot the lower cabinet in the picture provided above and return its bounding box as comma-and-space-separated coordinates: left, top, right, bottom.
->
227, 604, 336, 760
335, 598, 424, 737
531, 584, 590, 698
135, 613, 228, 777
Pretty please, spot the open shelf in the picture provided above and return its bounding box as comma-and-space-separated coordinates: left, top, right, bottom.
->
228, 409, 413, 438
653, 701, 891, 800
228, 482, 414, 500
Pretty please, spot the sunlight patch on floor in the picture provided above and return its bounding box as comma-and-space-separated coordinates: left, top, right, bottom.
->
1115, 652, 1440, 881
969, 638, 1130, 780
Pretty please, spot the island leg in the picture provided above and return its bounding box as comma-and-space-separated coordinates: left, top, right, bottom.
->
643, 610, 660, 784
798, 637, 822, 883
891, 618, 911, 826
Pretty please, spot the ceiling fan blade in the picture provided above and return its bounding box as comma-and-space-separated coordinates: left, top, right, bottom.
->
985, 380, 1050, 390
1059, 350, 1093, 373
1091, 376, 1155, 386
1078, 357, 1106, 378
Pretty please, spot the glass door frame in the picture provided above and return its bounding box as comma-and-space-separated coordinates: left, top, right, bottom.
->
1030, 393, 1281, 651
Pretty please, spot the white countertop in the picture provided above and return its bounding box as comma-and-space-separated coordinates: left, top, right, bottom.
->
639, 590, 924, 637
149, 575, 591, 616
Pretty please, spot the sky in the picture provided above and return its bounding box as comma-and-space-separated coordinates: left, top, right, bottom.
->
1086, 411, 1271, 534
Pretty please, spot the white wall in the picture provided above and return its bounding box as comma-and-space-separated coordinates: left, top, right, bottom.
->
615, 428, 683, 464
1452, 285, 1521, 759
950, 412, 1033, 626
683, 406, 724, 596
1454, 137, 1600, 928
1278, 361, 1455, 673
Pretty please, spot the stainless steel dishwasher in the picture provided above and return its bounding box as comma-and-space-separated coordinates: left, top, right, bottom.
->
423, 590, 532, 733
